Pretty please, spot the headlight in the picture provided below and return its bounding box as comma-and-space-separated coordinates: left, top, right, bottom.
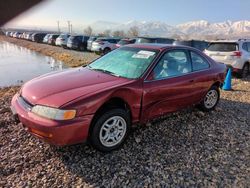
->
31, 105, 76, 120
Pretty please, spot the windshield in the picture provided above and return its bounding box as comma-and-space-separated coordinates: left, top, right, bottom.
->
207, 43, 238, 52
88, 47, 158, 79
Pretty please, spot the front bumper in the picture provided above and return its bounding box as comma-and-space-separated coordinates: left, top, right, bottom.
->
11, 94, 94, 146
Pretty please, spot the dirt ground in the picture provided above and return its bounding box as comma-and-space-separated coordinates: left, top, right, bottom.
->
0, 36, 249, 187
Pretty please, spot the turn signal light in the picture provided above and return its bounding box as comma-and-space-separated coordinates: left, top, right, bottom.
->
30, 128, 53, 138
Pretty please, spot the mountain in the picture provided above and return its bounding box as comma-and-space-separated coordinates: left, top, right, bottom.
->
90, 20, 250, 39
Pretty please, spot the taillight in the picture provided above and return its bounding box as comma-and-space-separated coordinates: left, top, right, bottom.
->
232, 51, 241, 57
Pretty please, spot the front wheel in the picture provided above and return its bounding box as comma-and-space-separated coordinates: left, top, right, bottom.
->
198, 86, 220, 112
90, 109, 130, 152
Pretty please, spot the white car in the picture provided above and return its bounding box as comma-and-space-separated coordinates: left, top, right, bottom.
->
91, 37, 121, 54
204, 39, 250, 78
55, 34, 70, 47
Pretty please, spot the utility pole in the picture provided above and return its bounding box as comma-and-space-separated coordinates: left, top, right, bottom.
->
67, 20, 71, 33
57, 21, 60, 33
70, 24, 73, 34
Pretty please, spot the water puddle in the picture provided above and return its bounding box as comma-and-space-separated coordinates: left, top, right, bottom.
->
0, 41, 68, 87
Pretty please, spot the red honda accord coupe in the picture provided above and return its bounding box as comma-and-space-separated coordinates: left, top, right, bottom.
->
11, 44, 226, 152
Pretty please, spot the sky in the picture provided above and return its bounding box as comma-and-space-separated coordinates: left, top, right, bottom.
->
5, 0, 250, 29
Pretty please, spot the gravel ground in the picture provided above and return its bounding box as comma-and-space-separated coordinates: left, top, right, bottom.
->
0, 35, 99, 67
0, 76, 249, 187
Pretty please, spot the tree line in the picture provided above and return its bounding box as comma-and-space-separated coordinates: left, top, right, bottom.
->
83, 26, 139, 38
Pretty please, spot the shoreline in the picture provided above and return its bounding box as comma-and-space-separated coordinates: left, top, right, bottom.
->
0, 35, 99, 68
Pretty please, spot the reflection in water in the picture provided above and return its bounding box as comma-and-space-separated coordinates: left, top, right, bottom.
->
0, 41, 68, 87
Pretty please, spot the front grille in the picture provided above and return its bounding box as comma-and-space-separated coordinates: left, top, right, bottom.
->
18, 96, 33, 111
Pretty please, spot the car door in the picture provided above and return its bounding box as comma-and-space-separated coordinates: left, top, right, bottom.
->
188, 50, 213, 102
141, 49, 199, 122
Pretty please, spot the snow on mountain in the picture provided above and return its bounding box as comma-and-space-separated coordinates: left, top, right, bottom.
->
90, 20, 250, 38
177, 20, 250, 36
114, 20, 182, 36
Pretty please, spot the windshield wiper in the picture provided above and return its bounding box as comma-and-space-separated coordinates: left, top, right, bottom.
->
88, 67, 120, 77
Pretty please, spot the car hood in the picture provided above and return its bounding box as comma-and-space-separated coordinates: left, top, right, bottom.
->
21, 67, 132, 107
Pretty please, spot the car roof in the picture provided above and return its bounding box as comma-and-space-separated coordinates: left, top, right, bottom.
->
126, 43, 198, 50
210, 39, 250, 43
210, 40, 239, 43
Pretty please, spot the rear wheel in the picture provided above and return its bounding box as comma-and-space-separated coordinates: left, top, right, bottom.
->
198, 86, 220, 112
103, 48, 111, 55
79, 45, 85, 51
90, 109, 130, 152
240, 63, 249, 78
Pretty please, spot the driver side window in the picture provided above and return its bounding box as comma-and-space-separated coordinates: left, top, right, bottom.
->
152, 50, 192, 80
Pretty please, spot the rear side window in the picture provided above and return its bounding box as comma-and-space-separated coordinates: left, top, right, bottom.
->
83, 36, 89, 41
136, 38, 156, 43
207, 43, 238, 52
107, 39, 118, 43
243, 42, 250, 52
191, 51, 210, 71
242, 43, 248, 51
247, 43, 250, 52
118, 40, 130, 45
96, 38, 107, 42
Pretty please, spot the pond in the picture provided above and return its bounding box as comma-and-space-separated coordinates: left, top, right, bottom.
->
0, 41, 67, 87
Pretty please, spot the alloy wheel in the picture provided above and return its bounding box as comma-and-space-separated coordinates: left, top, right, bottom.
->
99, 116, 127, 147
204, 90, 218, 109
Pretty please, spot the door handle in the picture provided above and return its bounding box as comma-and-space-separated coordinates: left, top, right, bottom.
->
189, 79, 194, 83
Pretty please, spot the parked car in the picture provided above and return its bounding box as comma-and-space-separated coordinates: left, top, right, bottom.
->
43, 34, 51, 43
27, 33, 34, 41
67, 35, 90, 51
48, 34, 59, 45
13, 32, 22, 38
115, 38, 136, 48
32, 33, 48, 43
173, 40, 209, 51
55, 34, 70, 47
11, 44, 226, 152
204, 39, 250, 78
91, 37, 121, 54
31, 33, 37, 41
87, 36, 97, 51
5, 31, 11, 36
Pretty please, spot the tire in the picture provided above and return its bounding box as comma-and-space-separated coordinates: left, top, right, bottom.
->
103, 48, 111, 55
79, 45, 85, 51
90, 109, 130, 152
240, 63, 249, 78
198, 86, 220, 112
